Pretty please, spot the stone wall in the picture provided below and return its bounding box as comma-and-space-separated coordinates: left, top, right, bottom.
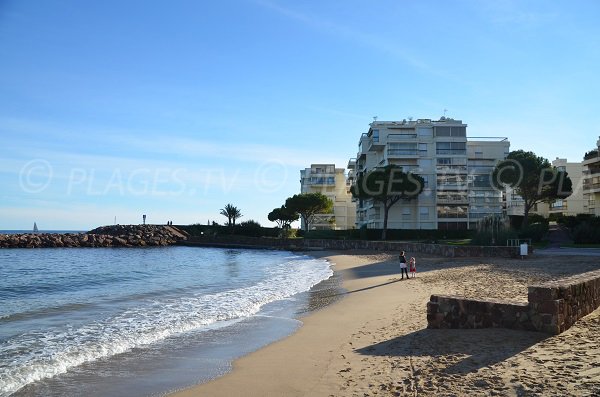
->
184, 236, 530, 258
0, 225, 189, 248
302, 239, 530, 258
427, 269, 600, 335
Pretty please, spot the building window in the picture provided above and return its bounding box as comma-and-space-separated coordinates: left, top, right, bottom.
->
436, 142, 466, 155
419, 207, 429, 219
417, 127, 433, 137
372, 129, 379, 143
419, 159, 432, 169
434, 126, 466, 137
387, 143, 418, 156
470, 175, 491, 188
435, 126, 451, 136
418, 143, 427, 154
451, 127, 466, 137
402, 207, 411, 219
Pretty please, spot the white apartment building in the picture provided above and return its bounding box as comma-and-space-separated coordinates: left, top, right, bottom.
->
548, 158, 585, 217
300, 164, 356, 230
351, 117, 509, 230
583, 137, 600, 216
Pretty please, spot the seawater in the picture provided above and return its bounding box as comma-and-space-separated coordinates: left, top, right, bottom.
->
0, 246, 335, 397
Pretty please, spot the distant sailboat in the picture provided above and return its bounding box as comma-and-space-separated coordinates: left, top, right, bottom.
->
33, 222, 39, 233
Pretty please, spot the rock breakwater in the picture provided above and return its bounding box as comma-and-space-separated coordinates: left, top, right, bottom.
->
0, 225, 189, 248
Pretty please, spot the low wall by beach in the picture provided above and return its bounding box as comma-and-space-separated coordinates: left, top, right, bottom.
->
184, 236, 529, 258
427, 269, 600, 334
301, 239, 530, 258
0, 225, 189, 248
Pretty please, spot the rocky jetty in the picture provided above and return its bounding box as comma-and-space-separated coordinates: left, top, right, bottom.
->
0, 225, 189, 248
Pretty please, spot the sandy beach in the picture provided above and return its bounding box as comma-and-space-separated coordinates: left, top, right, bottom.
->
170, 251, 600, 396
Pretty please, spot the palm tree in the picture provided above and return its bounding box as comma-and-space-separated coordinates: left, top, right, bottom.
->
220, 204, 243, 227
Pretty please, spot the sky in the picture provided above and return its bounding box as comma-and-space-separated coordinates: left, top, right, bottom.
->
1, 0, 599, 230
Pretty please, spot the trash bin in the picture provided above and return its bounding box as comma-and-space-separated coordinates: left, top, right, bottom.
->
520, 243, 528, 256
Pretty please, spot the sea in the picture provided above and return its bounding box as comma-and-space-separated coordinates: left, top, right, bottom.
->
0, 244, 339, 397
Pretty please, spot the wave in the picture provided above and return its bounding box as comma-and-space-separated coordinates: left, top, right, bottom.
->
0, 256, 332, 397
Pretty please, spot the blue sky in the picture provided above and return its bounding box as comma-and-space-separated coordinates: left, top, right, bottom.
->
1, 0, 599, 230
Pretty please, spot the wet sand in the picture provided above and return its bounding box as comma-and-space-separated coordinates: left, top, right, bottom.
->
169, 251, 600, 396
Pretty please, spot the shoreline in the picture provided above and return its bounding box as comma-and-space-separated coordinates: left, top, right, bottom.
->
168, 250, 430, 397
169, 251, 600, 396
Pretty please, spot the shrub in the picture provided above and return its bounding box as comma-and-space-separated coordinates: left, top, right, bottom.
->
557, 215, 578, 229
572, 219, 600, 244
527, 214, 549, 226
518, 222, 549, 243
471, 229, 518, 246
236, 220, 263, 237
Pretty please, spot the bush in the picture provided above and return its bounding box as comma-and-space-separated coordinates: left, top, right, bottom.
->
557, 215, 578, 229
178, 223, 280, 238
572, 220, 600, 244
471, 229, 518, 246
518, 222, 549, 243
527, 214, 549, 226
236, 220, 262, 237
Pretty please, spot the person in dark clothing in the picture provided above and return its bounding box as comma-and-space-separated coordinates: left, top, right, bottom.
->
399, 250, 409, 279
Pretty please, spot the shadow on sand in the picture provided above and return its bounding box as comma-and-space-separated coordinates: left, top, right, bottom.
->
356, 327, 548, 375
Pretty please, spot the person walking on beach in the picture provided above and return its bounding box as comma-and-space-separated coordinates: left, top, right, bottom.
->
399, 251, 409, 280
409, 257, 416, 278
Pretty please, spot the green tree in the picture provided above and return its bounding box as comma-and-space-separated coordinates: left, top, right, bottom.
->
219, 204, 243, 227
352, 165, 425, 240
268, 205, 299, 230
285, 193, 333, 232
492, 150, 572, 227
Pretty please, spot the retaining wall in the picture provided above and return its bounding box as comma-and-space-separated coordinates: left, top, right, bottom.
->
184, 237, 529, 258
427, 269, 600, 334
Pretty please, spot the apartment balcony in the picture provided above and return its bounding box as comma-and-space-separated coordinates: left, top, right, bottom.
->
468, 166, 495, 174
437, 213, 469, 219
358, 134, 369, 154
436, 183, 468, 190
347, 158, 357, 170
469, 206, 503, 214
582, 168, 600, 176
436, 149, 467, 155
548, 206, 567, 213
436, 165, 468, 174
468, 211, 502, 219
582, 153, 600, 167
437, 197, 469, 205
506, 204, 525, 216
387, 149, 419, 158
469, 198, 502, 205
368, 137, 385, 151
304, 177, 335, 186
388, 133, 418, 141
583, 180, 600, 193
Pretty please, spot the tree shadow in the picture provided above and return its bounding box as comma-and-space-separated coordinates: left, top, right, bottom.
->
339, 259, 401, 279
356, 327, 548, 375
337, 255, 489, 281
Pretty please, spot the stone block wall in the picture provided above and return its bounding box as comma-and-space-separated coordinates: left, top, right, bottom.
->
302, 239, 528, 258
184, 237, 529, 258
427, 269, 600, 335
